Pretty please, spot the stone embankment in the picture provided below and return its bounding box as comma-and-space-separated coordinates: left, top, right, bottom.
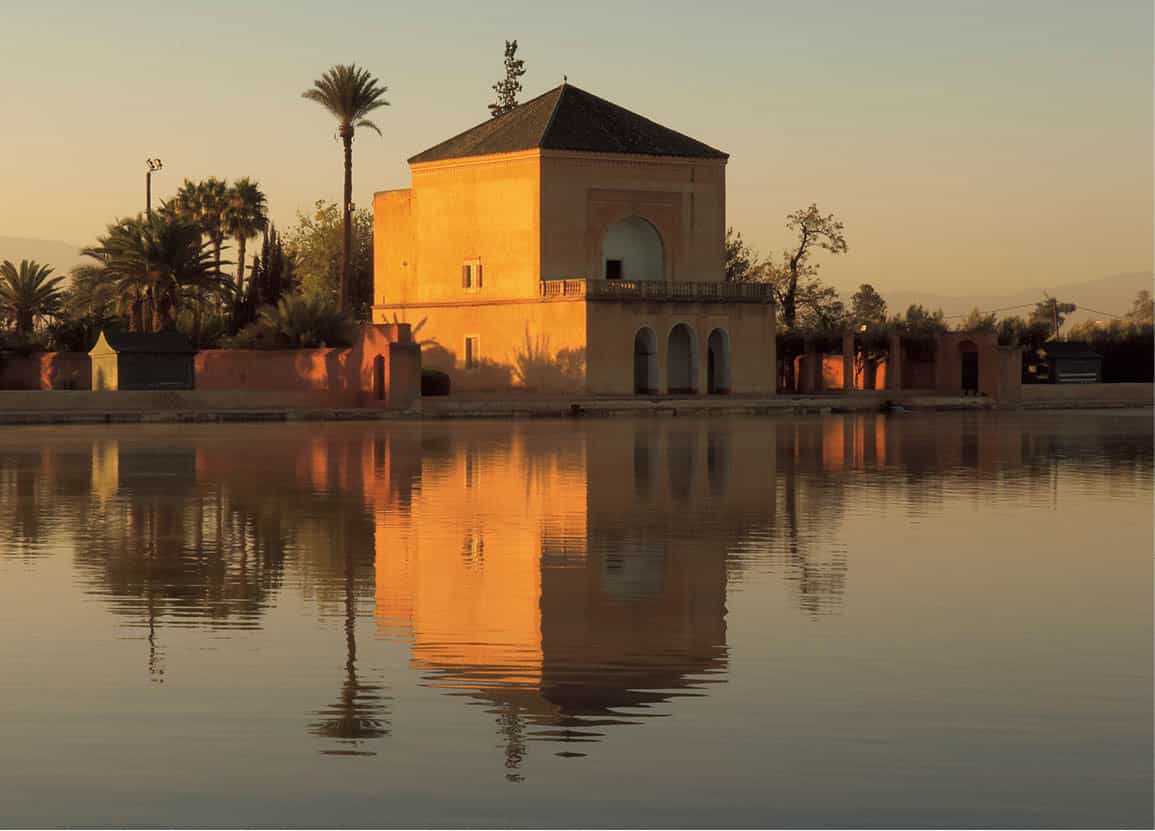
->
0, 385, 1148, 426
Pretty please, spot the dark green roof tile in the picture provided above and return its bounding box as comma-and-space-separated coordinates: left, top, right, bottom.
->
408, 84, 727, 164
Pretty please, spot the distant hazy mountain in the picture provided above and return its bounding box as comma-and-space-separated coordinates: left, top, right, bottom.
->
885, 271, 1153, 326
0, 237, 86, 276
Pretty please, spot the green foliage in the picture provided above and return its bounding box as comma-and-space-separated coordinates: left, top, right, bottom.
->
995, 315, 1050, 348
1126, 289, 1153, 326
776, 203, 848, 329
236, 224, 295, 329
1029, 297, 1077, 339
795, 284, 846, 333
223, 178, 269, 291
44, 309, 123, 353
171, 177, 230, 259
80, 213, 231, 333
1062, 291, 1155, 382
0, 259, 66, 337
302, 64, 389, 136
489, 40, 526, 118
849, 284, 887, 329
285, 200, 372, 319
302, 63, 389, 313
956, 307, 997, 332
893, 304, 947, 339
225, 294, 357, 349
723, 227, 759, 283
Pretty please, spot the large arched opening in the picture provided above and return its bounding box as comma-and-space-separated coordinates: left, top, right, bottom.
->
633, 327, 658, 395
959, 340, 979, 394
601, 216, 664, 282
667, 323, 697, 394
706, 328, 730, 394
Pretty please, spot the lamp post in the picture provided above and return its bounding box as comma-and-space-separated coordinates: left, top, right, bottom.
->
145, 158, 163, 217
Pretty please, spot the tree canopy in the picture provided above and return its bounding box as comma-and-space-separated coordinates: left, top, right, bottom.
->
489, 40, 526, 118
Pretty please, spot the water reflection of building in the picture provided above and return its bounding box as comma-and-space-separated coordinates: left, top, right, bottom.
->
374, 422, 784, 775
1, 415, 1145, 765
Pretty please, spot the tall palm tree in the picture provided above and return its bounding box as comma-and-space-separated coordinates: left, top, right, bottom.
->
172, 178, 231, 332
223, 178, 268, 293
80, 214, 229, 333
0, 260, 66, 338
302, 64, 389, 312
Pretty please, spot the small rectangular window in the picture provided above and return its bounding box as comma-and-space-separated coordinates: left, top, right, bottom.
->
465, 335, 480, 370
605, 259, 623, 280
462, 260, 483, 291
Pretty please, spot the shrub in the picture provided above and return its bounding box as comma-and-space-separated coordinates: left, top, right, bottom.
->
224, 294, 357, 350
421, 369, 451, 396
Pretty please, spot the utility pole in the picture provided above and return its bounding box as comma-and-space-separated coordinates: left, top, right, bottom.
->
145, 158, 163, 217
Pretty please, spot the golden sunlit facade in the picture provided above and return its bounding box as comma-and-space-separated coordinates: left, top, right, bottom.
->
372, 84, 777, 396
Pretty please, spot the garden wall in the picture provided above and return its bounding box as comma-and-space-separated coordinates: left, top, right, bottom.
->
0, 352, 91, 390
0, 324, 420, 410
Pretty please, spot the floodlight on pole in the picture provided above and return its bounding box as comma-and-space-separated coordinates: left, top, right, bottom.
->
145, 158, 164, 217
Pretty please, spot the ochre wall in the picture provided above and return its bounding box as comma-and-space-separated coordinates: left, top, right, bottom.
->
376, 150, 541, 306
373, 188, 415, 305
374, 426, 590, 686
378, 299, 588, 394
585, 301, 775, 395
539, 152, 727, 283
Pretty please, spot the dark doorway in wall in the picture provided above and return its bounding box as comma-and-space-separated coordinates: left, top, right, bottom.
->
960, 341, 979, 394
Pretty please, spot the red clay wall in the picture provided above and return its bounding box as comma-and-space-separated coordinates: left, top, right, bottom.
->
0, 353, 92, 390
0, 325, 420, 409
195, 323, 419, 409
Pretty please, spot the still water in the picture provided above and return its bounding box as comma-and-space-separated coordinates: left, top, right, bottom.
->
0, 412, 1151, 828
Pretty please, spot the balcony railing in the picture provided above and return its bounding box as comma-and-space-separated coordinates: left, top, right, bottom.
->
539, 278, 774, 303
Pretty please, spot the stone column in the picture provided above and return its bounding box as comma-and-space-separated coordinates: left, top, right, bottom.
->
842, 332, 855, 391
802, 338, 820, 394
886, 334, 903, 391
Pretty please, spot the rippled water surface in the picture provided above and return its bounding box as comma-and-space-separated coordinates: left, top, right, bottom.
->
0, 412, 1151, 827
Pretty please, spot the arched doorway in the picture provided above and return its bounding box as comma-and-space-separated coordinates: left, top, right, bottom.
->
959, 340, 979, 394
706, 328, 730, 394
667, 323, 697, 394
372, 355, 386, 400
601, 216, 664, 281
633, 327, 658, 394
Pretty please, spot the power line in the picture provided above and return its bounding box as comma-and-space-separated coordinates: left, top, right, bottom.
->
1075, 305, 1124, 319
943, 300, 1127, 320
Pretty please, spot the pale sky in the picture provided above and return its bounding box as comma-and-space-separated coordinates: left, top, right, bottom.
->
1, 0, 1151, 296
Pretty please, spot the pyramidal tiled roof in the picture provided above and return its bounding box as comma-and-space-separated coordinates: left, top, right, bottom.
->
408, 84, 728, 164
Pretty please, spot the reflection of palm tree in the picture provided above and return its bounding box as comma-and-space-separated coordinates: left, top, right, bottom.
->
497, 704, 527, 782
309, 548, 389, 755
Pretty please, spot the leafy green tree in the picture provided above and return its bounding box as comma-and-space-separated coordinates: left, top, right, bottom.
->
1126, 289, 1153, 326
489, 40, 526, 118
172, 178, 230, 271
849, 284, 887, 329
226, 294, 357, 349
79, 214, 230, 334
1030, 297, 1077, 339
774, 204, 848, 329
223, 178, 268, 293
302, 64, 389, 312
0, 260, 66, 338
957, 307, 997, 332
285, 200, 373, 319
796, 284, 846, 332
235, 224, 295, 330
894, 304, 947, 338
723, 227, 760, 282
996, 315, 1050, 348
